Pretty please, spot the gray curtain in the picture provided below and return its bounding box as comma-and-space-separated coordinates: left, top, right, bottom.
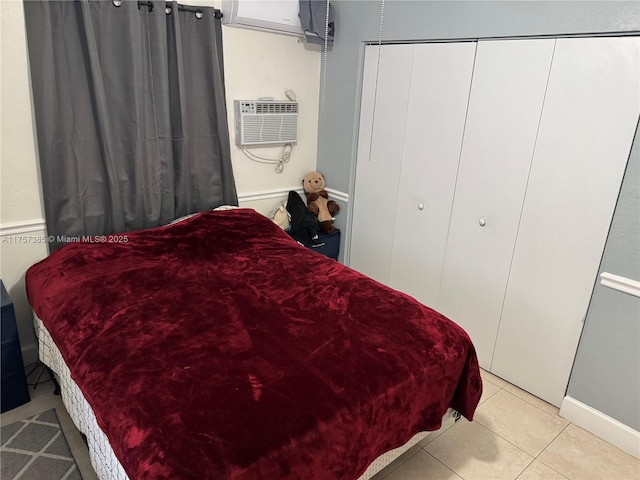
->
24, 0, 238, 250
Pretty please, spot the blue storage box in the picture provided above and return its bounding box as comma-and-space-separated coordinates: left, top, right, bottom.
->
1, 281, 30, 412
310, 229, 340, 260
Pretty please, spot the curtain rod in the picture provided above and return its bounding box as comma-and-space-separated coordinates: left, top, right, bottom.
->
135, 1, 223, 19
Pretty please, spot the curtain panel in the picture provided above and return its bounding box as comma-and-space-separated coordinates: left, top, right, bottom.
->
24, 0, 238, 250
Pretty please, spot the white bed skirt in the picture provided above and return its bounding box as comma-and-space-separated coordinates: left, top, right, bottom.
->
35, 314, 455, 480
36, 315, 130, 480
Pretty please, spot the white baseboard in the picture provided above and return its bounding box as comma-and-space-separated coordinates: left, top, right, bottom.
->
560, 396, 640, 459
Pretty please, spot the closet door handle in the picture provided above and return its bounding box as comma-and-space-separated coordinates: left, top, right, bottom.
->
418, 203, 425, 211
479, 218, 487, 227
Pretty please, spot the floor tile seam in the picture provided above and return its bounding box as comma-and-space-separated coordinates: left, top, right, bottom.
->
422, 421, 535, 477
530, 457, 571, 480
416, 446, 463, 479
529, 423, 572, 479
502, 389, 564, 419
564, 422, 640, 460
481, 375, 507, 389
476, 392, 570, 452
512, 456, 571, 480
474, 420, 535, 459
481, 373, 562, 419
533, 422, 571, 458
480, 385, 504, 405
488, 388, 568, 423
376, 445, 422, 480
472, 408, 568, 459
419, 421, 457, 448
512, 456, 541, 480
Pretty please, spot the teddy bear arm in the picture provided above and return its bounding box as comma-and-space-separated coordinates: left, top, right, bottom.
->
327, 201, 340, 216
308, 202, 320, 216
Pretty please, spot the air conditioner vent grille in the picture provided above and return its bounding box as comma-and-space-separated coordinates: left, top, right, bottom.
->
235, 100, 299, 146
256, 103, 298, 114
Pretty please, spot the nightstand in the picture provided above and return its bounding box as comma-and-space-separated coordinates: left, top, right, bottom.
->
1, 280, 30, 412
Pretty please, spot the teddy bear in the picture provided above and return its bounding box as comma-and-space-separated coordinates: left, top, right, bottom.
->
269, 202, 290, 231
302, 171, 339, 234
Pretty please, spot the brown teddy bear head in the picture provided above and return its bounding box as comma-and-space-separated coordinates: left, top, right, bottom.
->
302, 171, 327, 194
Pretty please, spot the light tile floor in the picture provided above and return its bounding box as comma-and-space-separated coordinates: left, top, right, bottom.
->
2, 366, 639, 480
372, 369, 640, 480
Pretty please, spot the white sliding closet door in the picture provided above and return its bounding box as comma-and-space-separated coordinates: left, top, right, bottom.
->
350, 45, 413, 284
351, 35, 640, 409
389, 42, 476, 308
491, 37, 640, 406
437, 39, 555, 368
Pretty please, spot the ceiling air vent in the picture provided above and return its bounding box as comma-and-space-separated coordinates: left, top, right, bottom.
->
234, 100, 299, 146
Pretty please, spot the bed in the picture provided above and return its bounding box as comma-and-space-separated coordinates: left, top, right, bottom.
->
26, 208, 482, 480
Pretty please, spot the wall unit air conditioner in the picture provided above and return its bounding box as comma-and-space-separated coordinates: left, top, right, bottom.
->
234, 100, 299, 146
221, 0, 303, 36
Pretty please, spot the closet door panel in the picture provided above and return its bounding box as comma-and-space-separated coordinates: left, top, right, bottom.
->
350, 45, 414, 284
437, 39, 555, 368
389, 42, 476, 308
491, 37, 640, 406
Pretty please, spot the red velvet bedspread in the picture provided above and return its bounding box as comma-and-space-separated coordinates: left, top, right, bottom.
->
26, 209, 482, 480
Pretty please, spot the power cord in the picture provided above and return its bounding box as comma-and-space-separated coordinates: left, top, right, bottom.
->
241, 143, 293, 174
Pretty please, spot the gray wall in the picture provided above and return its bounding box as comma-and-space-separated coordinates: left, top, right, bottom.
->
567, 124, 639, 430
317, 0, 640, 429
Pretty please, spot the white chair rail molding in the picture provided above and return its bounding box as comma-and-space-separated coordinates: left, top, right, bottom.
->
599, 272, 640, 298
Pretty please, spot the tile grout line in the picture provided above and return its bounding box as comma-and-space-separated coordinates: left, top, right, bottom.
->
513, 458, 537, 480
495, 388, 566, 421
474, 387, 569, 454
376, 445, 422, 480
481, 374, 569, 428
532, 423, 572, 480
418, 415, 576, 480
475, 377, 573, 480
420, 418, 534, 479
535, 422, 571, 459
419, 448, 464, 479
481, 369, 562, 418
503, 387, 562, 417
477, 374, 638, 479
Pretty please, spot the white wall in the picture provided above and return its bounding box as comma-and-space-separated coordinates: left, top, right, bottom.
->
0, 0, 321, 363
0, 1, 48, 365
223, 26, 321, 210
